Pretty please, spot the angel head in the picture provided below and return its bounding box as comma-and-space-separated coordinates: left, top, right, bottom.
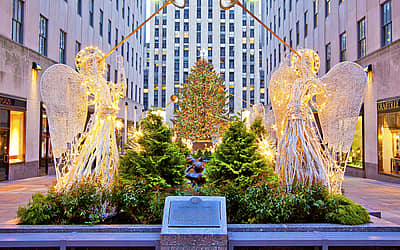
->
76, 47, 106, 78
291, 49, 320, 76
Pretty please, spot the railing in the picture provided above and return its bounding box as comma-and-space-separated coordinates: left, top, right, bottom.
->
1, 223, 400, 250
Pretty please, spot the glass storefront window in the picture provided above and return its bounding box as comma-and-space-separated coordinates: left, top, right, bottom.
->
9, 110, 25, 164
378, 111, 400, 176
347, 115, 363, 168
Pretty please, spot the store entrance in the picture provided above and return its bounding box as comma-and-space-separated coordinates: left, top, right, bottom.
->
0, 129, 9, 181
0, 110, 10, 181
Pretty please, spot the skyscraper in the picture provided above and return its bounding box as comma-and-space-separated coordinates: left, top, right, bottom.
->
144, 0, 264, 124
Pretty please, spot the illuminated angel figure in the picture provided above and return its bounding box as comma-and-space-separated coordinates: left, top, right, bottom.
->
270, 49, 366, 194
40, 47, 125, 191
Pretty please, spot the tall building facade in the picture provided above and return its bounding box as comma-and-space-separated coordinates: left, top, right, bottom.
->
0, 0, 145, 181
144, 0, 264, 124
261, 0, 400, 183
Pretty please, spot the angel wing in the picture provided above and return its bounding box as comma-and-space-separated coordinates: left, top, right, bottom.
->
316, 62, 367, 153
269, 63, 298, 141
40, 64, 88, 159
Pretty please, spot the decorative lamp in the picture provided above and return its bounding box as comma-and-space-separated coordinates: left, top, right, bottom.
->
364, 64, 372, 73
32, 62, 42, 70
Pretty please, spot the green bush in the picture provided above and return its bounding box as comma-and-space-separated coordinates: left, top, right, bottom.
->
18, 182, 111, 225
325, 194, 371, 225
206, 118, 277, 188
120, 114, 187, 189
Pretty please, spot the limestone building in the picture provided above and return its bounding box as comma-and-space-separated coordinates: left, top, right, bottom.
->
261, 0, 400, 183
0, 0, 145, 180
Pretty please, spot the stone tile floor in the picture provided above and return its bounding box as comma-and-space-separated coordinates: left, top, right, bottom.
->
343, 176, 400, 225
0, 175, 399, 225
0, 176, 55, 224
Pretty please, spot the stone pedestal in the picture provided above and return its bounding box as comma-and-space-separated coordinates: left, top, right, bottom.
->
160, 196, 227, 250
160, 234, 227, 249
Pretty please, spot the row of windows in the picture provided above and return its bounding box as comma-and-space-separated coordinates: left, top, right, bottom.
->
266, 0, 392, 74
13, 0, 144, 59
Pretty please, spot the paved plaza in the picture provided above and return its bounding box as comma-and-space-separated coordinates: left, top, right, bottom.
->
0, 175, 399, 225
0, 176, 55, 224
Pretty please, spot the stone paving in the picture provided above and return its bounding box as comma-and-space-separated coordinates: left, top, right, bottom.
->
343, 176, 400, 225
0, 176, 55, 224
0, 175, 399, 225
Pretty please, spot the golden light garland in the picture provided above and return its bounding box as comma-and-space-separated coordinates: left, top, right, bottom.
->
40, 47, 125, 192
269, 49, 367, 194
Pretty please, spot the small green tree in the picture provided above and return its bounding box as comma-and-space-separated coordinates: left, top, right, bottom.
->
120, 114, 186, 189
205, 118, 277, 188
250, 117, 267, 139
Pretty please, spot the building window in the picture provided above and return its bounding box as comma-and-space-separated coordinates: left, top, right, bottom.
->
184, 9, 189, 19
347, 108, 364, 169
77, 0, 82, 16
325, 43, 331, 72
116, 0, 119, 11
108, 20, 111, 44
75, 41, 81, 56
122, 0, 125, 18
39, 15, 48, 56
9, 110, 25, 164
304, 11, 308, 37
12, 0, 24, 44
115, 28, 118, 50
99, 10, 103, 36
154, 90, 159, 107
289, 0, 292, 12
314, 0, 318, 28
229, 10, 234, 19
229, 87, 234, 113
340, 32, 346, 61
358, 18, 366, 58
107, 64, 111, 81
377, 100, 400, 176
326, 0, 330, 17
283, 0, 286, 19
296, 21, 299, 45
175, 9, 180, 19
382, 0, 392, 46
59, 30, 66, 64
89, 0, 94, 27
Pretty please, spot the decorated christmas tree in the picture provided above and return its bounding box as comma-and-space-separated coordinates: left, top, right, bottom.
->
173, 58, 228, 141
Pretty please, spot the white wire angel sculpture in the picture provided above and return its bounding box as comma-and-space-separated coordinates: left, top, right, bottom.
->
269, 49, 366, 194
40, 47, 126, 192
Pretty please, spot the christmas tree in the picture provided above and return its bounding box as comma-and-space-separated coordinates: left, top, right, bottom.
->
120, 114, 187, 189
205, 118, 277, 188
173, 59, 228, 141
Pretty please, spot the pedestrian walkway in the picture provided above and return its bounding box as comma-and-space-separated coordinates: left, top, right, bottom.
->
0, 176, 55, 224
0, 175, 399, 225
343, 176, 400, 225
